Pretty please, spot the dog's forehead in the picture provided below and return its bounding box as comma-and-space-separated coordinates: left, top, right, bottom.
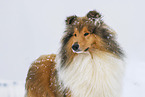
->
74, 26, 89, 33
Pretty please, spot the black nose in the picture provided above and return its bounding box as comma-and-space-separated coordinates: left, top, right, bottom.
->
72, 42, 79, 51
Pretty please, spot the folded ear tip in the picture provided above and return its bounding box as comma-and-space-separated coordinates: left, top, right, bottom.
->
86, 10, 101, 19
66, 15, 77, 25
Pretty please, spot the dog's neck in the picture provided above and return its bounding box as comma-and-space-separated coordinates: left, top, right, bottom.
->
56, 50, 124, 97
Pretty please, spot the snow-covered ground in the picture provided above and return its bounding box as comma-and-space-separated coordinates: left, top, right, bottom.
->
122, 60, 145, 97
0, 60, 145, 97
0, 80, 25, 97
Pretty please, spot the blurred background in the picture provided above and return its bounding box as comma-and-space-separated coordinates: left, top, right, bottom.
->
0, 0, 145, 97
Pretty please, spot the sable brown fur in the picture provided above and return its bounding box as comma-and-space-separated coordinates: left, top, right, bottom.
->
25, 54, 71, 97
25, 10, 124, 97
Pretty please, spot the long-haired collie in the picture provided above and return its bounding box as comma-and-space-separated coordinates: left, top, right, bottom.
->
25, 10, 125, 97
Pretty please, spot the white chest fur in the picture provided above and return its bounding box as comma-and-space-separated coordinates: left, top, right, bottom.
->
57, 51, 125, 97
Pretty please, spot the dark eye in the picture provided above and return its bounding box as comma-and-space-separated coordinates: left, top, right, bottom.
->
74, 34, 77, 36
84, 33, 89, 36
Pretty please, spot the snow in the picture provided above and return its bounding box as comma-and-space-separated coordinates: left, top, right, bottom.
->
0, 60, 145, 97
122, 60, 145, 97
0, 80, 25, 97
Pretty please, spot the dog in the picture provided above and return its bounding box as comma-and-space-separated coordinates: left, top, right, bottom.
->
25, 10, 125, 97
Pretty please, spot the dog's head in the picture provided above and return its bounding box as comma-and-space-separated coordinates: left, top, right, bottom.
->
60, 10, 123, 67
63, 10, 107, 53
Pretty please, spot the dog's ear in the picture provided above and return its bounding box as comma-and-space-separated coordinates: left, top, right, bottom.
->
86, 10, 101, 20
66, 15, 77, 25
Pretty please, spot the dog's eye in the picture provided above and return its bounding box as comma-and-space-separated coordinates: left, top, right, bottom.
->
74, 34, 77, 37
84, 33, 89, 36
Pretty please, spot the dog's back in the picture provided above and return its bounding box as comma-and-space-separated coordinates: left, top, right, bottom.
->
25, 54, 70, 97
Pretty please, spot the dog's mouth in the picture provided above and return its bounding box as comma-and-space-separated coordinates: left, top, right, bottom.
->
72, 47, 89, 53
84, 47, 89, 51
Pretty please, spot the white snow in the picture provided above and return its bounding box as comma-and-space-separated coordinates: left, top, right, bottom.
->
0, 80, 25, 97
122, 60, 145, 97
